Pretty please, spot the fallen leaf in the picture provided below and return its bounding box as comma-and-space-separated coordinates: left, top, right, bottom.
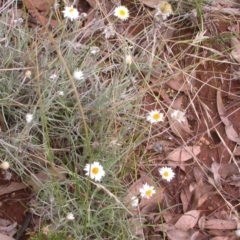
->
217, 88, 240, 144
139, 0, 159, 8
218, 164, 240, 178
166, 72, 194, 92
231, 37, 240, 63
0, 182, 27, 196
211, 162, 221, 187
198, 215, 206, 232
205, 219, 237, 230
210, 237, 229, 240
167, 109, 193, 139
0, 233, 14, 240
166, 146, 201, 162
233, 146, 240, 155
161, 223, 191, 240
175, 210, 200, 231
180, 186, 191, 213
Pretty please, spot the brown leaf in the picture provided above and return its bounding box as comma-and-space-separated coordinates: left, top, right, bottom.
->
219, 164, 240, 178
166, 146, 201, 162
167, 109, 193, 139
175, 210, 200, 231
231, 37, 240, 63
205, 219, 237, 230
85, 0, 97, 8
0, 233, 15, 240
23, 0, 54, 13
180, 186, 191, 213
166, 72, 194, 92
233, 146, 240, 155
211, 162, 221, 187
210, 237, 229, 240
0, 182, 27, 196
161, 223, 191, 240
217, 88, 240, 144
139, 0, 160, 8
198, 215, 206, 232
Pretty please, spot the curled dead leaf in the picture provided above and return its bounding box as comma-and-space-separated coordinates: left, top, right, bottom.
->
205, 219, 237, 230
166, 146, 201, 162
231, 37, 240, 63
166, 72, 194, 92
175, 210, 200, 231
217, 88, 240, 144
139, 0, 160, 8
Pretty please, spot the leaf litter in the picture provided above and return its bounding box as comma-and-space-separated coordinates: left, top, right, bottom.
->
3, 0, 240, 238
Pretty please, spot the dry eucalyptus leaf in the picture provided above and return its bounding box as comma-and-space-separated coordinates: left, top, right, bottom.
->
166, 146, 201, 162
85, 0, 97, 8
219, 164, 240, 178
180, 186, 191, 213
128, 217, 145, 239
139, 0, 160, 8
205, 219, 237, 230
166, 72, 193, 92
198, 215, 206, 232
0, 182, 27, 196
210, 237, 229, 240
175, 210, 200, 231
0, 233, 14, 240
162, 223, 191, 240
217, 88, 240, 144
211, 162, 221, 187
231, 37, 240, 63
233, 146, 240, 156
167, 111, 193, 139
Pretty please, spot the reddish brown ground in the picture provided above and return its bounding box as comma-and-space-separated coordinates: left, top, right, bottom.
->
1, 0, 240, 239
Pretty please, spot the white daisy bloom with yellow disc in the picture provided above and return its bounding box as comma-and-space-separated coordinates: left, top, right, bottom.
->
139, 183, 156, 199
159, 167, 175, 182
114, 6, 129, 21
62, 5, 79, 21
84, 162, 105, 182
146, 110, 164, 123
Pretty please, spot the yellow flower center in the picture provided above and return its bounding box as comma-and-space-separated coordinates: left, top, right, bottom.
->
92, 167, 99, 175
153, 113, 161, 120
146, 189, 152, 197
119, 10, 126, 16
69, 7, 74, 13
163, 171, 169, 177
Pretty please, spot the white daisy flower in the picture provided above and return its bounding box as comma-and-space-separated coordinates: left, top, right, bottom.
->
56, 91, 64, 96
66, 212, 74, 220
235, 229, 240, 237
0, 161, 10, 170
25, 70, 32, 78
159, 167, 175, 182
50, 74, 58, 81
125, 55, 132, 65
155, 1, 173, 20
73, 69, 84, 80
103, 24, 115, 39
146, 110, 164, 123
62, 5, 79, 21
114, 6, 129, 21
130, 196, 139, 207
90, 46, 100, 55
84, 162, 105, 182
25, 113, 33, 123
170, 110, 186, 123
139, 183, 156, 199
